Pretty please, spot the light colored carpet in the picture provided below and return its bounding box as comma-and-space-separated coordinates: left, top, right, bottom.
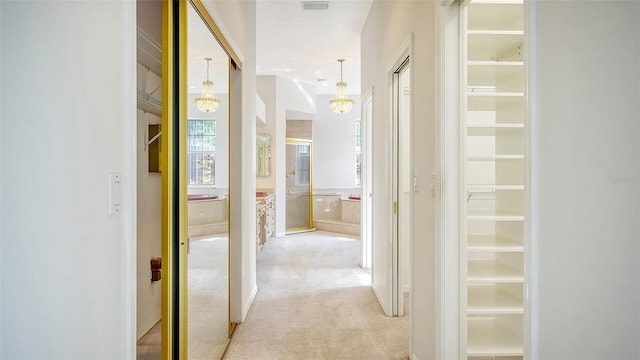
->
137, 235, 229, 360
188, 236, 229, 360
223, 231, 409, 360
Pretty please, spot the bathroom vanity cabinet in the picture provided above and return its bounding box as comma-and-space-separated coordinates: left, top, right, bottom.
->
256, 193, 275, 255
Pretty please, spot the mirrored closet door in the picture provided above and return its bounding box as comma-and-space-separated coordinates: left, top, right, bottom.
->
185, 2, 230, 359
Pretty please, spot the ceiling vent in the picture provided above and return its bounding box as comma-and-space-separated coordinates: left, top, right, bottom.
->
302, 1, 329, 10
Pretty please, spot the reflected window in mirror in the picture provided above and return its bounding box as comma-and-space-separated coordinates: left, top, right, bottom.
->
256, 133, 271, 177
188, 119, 216, 185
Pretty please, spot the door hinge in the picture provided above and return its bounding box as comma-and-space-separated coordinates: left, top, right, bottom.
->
393, 201, 397, 214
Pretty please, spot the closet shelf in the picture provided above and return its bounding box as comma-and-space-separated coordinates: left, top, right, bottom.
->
468, 286, 523, 314
467, 154, 524, 161
468, 36, 523, 63
467, 184, 524, 191
467, 123, 523, 136
137, 26, 162, 76
468, 30, 523, 36
467, 95, 523, 111
467, 234, 523, 252
467, 208, 524, 221
468, 317, 523, 357
137, 88, 162, 117
468, 0, 523, 5
468, 259, 523, 283
467, 60, 523, 66
467, 91, 523, 97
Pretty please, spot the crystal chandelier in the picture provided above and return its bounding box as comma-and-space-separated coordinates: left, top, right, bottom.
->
329, 59, 356, 114
195, 58, 221, 113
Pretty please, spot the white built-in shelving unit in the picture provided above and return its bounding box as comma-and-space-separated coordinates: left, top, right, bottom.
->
463, 0, 525, 359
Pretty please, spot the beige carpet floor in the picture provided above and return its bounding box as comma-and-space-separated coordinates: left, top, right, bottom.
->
137, 235, 229, 360
223, 231, 409, 360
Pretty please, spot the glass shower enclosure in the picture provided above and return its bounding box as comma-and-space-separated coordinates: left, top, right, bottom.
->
285, 138, 314, 233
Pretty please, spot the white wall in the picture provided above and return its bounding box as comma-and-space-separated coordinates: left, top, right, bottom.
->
204, 0, 257, 323
257, 75, 316, 235
361, 2, 437, 358
1, 1, 136, 358
530, 2, 640, 358
256, 76, 277, 191
314, 94, 360, 191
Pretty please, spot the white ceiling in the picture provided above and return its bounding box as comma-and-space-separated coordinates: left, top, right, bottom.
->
189, 1, 372, 96
256, 0, 372, 95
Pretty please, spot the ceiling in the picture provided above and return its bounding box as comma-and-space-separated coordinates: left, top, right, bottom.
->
189, 1, 372, 97
256, 0, 373, 95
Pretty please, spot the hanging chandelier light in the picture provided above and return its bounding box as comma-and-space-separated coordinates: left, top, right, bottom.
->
195, 57, 221, 113
329, 58, 356, 114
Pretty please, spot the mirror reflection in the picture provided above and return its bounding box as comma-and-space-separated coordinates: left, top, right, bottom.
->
256, 133, 271, 177
186, 3, 229, 359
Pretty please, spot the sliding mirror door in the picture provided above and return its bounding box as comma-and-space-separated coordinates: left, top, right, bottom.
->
164, 0, 242, 357
185, 2, 230, 359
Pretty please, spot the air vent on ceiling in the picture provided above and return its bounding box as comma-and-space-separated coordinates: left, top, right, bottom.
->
302, 1, 329, 10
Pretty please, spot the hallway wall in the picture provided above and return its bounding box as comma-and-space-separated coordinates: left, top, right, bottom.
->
0, 1, 137, 358
361, 2, 437, 359
530, 1, 640, 358
256, 75, 317, 236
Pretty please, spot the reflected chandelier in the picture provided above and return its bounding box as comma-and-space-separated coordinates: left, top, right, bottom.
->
329, 59, 356, 114
195, 58, 221, 113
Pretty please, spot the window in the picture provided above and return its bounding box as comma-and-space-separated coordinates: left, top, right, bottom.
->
355, 119, 362, 187
296, 144, 310, 185
187, 119, 216, 185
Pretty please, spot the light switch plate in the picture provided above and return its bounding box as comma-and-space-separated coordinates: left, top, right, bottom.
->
108, 173, 122, 215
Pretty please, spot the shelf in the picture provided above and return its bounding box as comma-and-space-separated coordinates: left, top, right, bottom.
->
137, 26, 162, 76
468, 285, 523, 314
468, 91, 523, 97
467, 123, 524, 136
467, 234, 523, 252
465, 1, 525, 356
467, 316, 523, 356
467, 94, 523, 111
468, 30, 523, 36
469, 0, 523, 5
467, 61, 524, 93
467, 154, 524, 161
467, 184, 524, 191
467, 209, 523, 221
137, 88, 162, 117
468, 2, 523, 34
467, 60, 523, 67
468, 259, 523, 283
468, 33, 523, 62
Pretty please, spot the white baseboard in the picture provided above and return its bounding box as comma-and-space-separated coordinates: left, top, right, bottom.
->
241, 285, 258, 323
371, 282, 392, 316
410, 353, 418, 360
136, 315, 161, 341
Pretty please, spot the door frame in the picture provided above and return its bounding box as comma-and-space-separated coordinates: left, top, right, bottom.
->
387, 34, 413, 317
360, 87, 374, 269
435, 1, 462, 358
